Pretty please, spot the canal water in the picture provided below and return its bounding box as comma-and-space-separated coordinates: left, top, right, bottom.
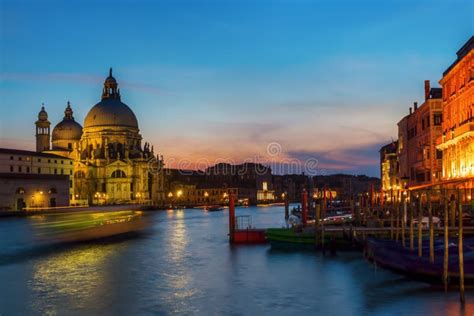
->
0, 205, 472, 315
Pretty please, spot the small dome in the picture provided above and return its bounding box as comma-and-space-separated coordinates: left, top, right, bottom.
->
38, 106, 48, 121
52, 101, 83, 142
52, 120, 83, 141
84, 98, 138, 129
105, 75, 117, 84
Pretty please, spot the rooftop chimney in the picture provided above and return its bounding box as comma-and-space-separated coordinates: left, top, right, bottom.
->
409, 107, 412, 115
414, 102, 418, 111
424, 80, 430, 100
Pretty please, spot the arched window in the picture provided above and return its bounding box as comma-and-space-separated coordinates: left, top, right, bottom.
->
74, 171, 86, 179
111, 170, 126, 178
16, 187, 25, 194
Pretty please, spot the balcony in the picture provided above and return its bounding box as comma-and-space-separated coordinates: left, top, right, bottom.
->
437, 122, 474, 149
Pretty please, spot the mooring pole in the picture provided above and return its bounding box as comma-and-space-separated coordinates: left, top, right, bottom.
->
323, 186, 327, 216
450, 195, 456, 227
409, 191, 414, 251
302, 189, 308, 226
315, 203, 321, 247
418, 194, 423, 257
443, 189, 449, 292
428, 190, 434, 264
229, 193, 235, 243
284, 191, 289, 221
458, 189, 465, 304
402, 191, 406, 248
395, 197, 400, 242
390, 201, 394, 240
356, 195, 361, 227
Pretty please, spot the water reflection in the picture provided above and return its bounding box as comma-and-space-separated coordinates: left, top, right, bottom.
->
164, 210, 196, 300
0, 206, 472, 315
29, 243, 122, 314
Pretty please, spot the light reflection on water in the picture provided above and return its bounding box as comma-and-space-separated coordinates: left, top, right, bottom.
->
29, 243, 122, 315
0, 206, 473, 315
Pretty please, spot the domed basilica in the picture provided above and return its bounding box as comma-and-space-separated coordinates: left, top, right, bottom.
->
35, 69, 165, 205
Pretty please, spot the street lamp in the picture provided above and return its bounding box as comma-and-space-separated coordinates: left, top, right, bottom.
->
204, 191, 209, 206
94, 192, 100, 205
176, 190, 183, 207
167, 192, 174, 208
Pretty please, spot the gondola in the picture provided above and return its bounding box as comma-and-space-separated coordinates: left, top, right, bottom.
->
366, 237, 474, 283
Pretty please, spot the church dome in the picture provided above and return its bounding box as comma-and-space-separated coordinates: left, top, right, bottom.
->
84, 98, 138, 128
52, 101, 83, 141
83, 68, 139, 129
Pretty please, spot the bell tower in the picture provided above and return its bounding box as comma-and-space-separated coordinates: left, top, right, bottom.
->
35, 104, 51, 152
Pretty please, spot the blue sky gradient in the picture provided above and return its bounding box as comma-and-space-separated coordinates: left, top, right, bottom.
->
1, 0, 473, 176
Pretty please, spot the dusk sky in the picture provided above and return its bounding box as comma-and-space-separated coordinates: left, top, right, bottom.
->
1, 0, 472, 176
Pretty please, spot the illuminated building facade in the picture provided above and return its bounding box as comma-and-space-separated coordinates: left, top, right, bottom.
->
0, 148, 73, 209
36, 69, 165, 205
397, 80, 443, 189
437, 36, 474, 189
379, 141, 399, 199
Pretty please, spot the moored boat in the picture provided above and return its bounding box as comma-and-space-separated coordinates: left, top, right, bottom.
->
366, 237, 474, 283
206, 205, 224, 212
266, 227, 355, 250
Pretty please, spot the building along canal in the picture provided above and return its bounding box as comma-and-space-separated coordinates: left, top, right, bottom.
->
0, 205, 472, 315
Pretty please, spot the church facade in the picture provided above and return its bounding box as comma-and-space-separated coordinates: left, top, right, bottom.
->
36, 69, 165, 205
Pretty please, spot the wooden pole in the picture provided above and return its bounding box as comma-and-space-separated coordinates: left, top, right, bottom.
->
355, 196, 361, 227
402, 192, 406, 248
302, 189, 308, 226
409, 192, 414, 251
443, 189, 449, 292
315, 204, 321, 247
284, 192, 289, 221
390, 202, 394, 240
428, 190, 434, 264
418, 194, 423, 257
450, 194, 456, 227
395, 198, 400, 242
321, 215, 325, 252
393, 199, 400, 242
458, 189, 465, 304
